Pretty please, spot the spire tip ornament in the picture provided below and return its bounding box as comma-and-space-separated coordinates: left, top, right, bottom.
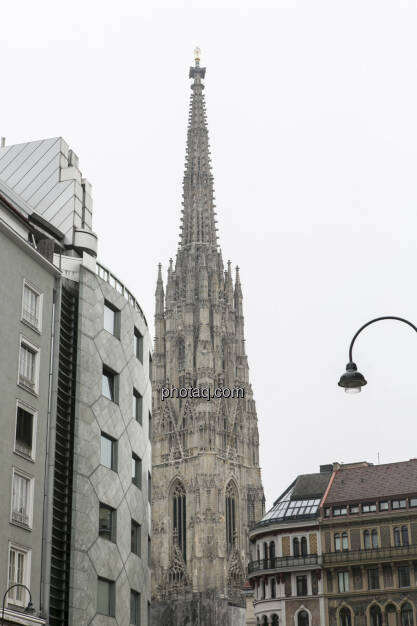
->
194, 46, 201, 63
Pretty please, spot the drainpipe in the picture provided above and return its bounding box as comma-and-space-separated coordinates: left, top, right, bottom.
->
40, 276, 62, 620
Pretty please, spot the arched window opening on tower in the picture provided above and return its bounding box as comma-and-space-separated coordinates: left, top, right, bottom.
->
222, 339, 227, 372
226, 481, 238, 554
178, 338, 185, 371
272, 615, 279, 626
172, 481, 187, 562
298, 610, 309, 626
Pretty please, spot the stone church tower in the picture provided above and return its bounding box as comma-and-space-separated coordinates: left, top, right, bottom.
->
151, 50, 264, 624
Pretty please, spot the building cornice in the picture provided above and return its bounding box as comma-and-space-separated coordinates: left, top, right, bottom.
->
0, 216, 61, 277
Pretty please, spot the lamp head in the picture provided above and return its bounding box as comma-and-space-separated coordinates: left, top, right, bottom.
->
24, 601, 35, 614
338, 362, 367, 393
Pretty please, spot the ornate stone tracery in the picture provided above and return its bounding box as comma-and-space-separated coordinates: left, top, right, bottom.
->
151, 53, 264, 615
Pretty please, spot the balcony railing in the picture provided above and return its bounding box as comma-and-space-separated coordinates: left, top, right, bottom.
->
248, 554, 319, 574
323, 543, 417, 565
96, 261, 147, 326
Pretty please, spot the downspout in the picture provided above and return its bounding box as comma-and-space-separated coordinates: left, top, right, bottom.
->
40, 276, 62, 622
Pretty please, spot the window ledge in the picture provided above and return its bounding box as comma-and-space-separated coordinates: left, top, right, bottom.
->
18, 382, 39, 398
13, 449, 35, 463
101, 394, 119, 405
21, 317, 41, 335
10, 519, 32, 532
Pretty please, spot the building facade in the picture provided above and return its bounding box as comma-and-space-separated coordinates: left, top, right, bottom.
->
249, 460, 417, 626
248, 468, 332, 626
151, 51, 265, 625
0, 139, 151, 625
0, 181, 59, 626
321, 460, 417, 626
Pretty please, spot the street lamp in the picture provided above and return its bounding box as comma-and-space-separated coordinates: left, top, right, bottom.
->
1, 584, 34, 625
338, 316, 417, 393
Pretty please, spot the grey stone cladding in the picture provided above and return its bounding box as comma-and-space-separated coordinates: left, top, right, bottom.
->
68, 265, 151, 626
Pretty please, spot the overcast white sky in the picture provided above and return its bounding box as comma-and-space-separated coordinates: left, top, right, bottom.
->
2, 0, 417, 509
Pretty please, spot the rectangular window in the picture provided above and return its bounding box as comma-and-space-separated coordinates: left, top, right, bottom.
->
367, 568, 379, 590
149, 412, 152, 441
8, 545, 30, 605
131, 519, 141, 556
148, 535, 151, 566
324, 507, 331, 517
18, 340, 39, 392
22, 282, 41, 330
97, 577, 115, 616
99, 503, 116, 542
102, 366, 117, 402
362, 503, 376, 513
410, 498, 417, 507
379, 501, 389, 511
134, 328, 143, 362
11, 471, 32, 528
15, 406, 35, 458
130, 590, 140, 626
149, 353, 152, 381
148, 472, 152, 504
103, 301, 119, 336
333, 507, 347, 516
100, 433, 117, 471
349, 504, 359, 514
132, 454, 142, 488
338, 571, 349, 592
133, 389, 143, 425
296, 575, 308, 596
398, 566, 410, 587
392, 499, 407, 509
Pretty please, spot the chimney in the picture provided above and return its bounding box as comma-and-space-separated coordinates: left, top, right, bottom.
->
1, 137, 5, 148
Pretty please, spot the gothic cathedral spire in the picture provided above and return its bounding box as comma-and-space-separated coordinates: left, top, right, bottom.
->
151, 51, 264, 625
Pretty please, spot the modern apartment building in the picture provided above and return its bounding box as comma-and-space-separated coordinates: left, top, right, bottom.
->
248, 468, 332, 626
0, 138, 152, 626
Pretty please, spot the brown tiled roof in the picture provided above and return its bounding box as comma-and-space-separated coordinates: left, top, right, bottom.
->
325, 459, 417, 504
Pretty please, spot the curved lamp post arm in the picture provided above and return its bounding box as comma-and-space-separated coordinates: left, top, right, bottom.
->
1, 584, 33, 625
348, 316, 417, 362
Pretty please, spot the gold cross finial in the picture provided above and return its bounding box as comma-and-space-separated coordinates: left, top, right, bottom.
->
194, 47, 201, 63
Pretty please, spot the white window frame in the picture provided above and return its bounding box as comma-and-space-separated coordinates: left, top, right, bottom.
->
7, 542, 32, 607
292, 571, 311, 596
14, 400, 37, 461
10, 468, 34, 529
17, 335, 40, 395
21, 279, 43, 333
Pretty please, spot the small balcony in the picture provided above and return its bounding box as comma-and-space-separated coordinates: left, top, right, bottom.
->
323, 543, 417, 566
248, 554, 320, 575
